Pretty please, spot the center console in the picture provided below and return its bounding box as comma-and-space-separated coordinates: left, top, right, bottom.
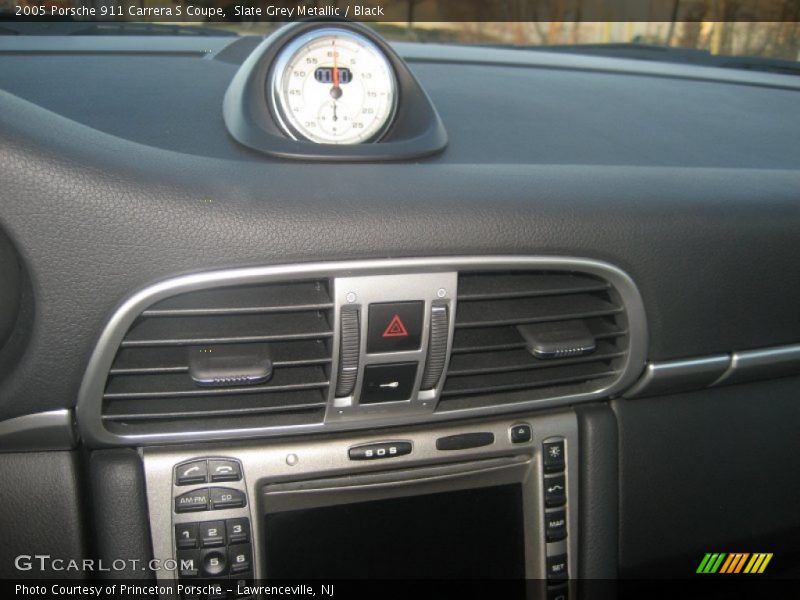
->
143, 410, 577, 595
77, 256, 644, 596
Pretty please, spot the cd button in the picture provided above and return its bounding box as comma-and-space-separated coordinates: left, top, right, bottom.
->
209, 487, 246, 510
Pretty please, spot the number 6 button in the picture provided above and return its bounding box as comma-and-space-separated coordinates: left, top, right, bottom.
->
229, 544, 252, 574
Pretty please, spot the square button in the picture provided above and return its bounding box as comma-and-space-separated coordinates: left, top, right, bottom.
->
545, 509, 567, 542
360, 362, 417, 404
175, 460, 208, 486
229, 544, 253, 574
543, 440, 566, 473
544, 474, 567, 508
199, 520, 226, 547
547, 554, 568, 581
175, 523, 198, 549
226, 517, 250, 544
367, 302, 424, 353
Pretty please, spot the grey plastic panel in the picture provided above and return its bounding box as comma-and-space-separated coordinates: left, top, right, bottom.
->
0, 409, 77, 452
77, 256, 647, 447
713, 344, 800, 387
142, 410, 579, 587
623, 355, 730, 398
624, 342, 800, 398
326, 271, 458, 423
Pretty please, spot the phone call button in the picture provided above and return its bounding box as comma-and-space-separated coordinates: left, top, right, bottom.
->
209, 459, 242, 482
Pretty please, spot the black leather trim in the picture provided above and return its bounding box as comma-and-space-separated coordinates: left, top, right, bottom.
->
1, 87, 800, 421
575, 403, 619, 580
613, 376, 800, 578
88, 449, 155, 580
0, 451, 87, 578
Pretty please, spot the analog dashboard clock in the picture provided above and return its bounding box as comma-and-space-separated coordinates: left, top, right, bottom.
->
268, 28, 398, 144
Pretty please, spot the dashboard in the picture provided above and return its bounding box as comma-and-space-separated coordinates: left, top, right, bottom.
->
1, 21, 800, 597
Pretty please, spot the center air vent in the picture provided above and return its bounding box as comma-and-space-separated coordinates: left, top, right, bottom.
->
100, 280, 333, 436
437, 271, 631, 411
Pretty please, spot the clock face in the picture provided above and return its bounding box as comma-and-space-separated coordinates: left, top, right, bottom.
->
270, 28, 398, 144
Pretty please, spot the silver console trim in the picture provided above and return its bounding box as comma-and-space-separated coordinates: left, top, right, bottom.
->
142, 410, 579, 587
712, 343, 800, 387
623, 354, 730, 398
624, 342, 800, 398
0, 409, 77, 452
77, 256, 648, 447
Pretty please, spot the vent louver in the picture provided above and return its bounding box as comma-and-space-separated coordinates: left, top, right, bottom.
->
100, 280, 333, 436
437, 271, 630, 411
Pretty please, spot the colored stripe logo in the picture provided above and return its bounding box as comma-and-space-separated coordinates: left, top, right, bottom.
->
697, 552, 773, 574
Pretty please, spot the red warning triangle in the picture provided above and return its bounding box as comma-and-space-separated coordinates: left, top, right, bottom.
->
382, 314, 409, 338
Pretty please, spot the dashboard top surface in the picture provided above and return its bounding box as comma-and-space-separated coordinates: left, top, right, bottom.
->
0, 36, 798, 166
0, 34, 799, 423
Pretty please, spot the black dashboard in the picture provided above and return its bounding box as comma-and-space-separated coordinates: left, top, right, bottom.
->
1, 27, 799, 594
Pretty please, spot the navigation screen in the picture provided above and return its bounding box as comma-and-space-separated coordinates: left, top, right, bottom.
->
263, 484, 526, 578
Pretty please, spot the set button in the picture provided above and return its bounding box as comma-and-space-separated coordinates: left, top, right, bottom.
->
547, 553, 568, 581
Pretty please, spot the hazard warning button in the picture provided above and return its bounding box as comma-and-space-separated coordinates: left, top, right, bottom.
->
367, 301, 424, 354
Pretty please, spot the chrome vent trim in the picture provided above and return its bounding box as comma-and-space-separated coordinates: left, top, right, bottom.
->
77, 257, 647, 447
97, 280, 333, 439
438, 270, 631, 410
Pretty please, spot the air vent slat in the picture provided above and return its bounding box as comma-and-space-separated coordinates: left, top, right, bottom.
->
439, 270, 630, 410
144, 281, 331, 314
109, 340, 330, 374
121, 312, 332, 347
457, 273, 610, 301
441, 361, 617, 397
451, 319, 626, 354
101, 278, 333, 432
103, 389, 327, 421
455, 293, 621, 329
447, 341, 624, 377
105, 366, 328, 399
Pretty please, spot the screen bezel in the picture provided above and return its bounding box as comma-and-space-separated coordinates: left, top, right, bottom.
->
260, 455, 541, 578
